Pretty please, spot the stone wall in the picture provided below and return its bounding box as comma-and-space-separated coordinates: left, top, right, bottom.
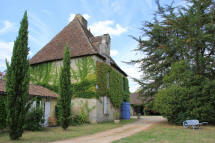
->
71, 97, 116, 123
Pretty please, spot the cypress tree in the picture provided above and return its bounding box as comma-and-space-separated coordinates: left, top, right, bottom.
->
6, 11, 30, 140
59, 44, 71, 130
0, 96, 6, 129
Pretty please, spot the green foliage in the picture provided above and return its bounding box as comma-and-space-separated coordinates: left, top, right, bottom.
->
71, 101, 95, 126
55, 96, 61, 125
72, 80, 97, 98
0, 96, 6, 129
6, 11, 31, 140
59, 45, 72, 130
30, 62, 60, 93
123, 77, 130, 102
131, 0, 215, 99
30, 56, 96, 99
70, 57, 97, 98
71, 115, 83, 126
154, 61, 215, 124
24, 106, 44, 131
143, 100, 159, 115
71, 57, 96, 82
114, 111, 120, 120
96, 62, 130, 109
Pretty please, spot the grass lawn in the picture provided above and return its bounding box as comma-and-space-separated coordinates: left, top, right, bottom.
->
0, 119, 136, 143
113, 121, 215, 143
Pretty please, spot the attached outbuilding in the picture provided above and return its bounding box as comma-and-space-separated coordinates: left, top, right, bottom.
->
0, 79, 59, 126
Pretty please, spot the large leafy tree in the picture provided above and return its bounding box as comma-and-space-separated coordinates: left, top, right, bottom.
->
154, 61, 215, 124
132, 0, 215, 98
6, 11, 30, 140
59, 45, 72, 130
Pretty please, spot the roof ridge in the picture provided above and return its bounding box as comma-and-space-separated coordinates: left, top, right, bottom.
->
75, 18, 98, 53
30, 20, 75, 63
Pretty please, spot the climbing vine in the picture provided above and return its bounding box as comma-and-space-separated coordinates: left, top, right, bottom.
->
96, 62, 130, 109
30, 57, 130, 106
71, 57, 96, 82
30, 62, 60, 93
30, 56, 97, 98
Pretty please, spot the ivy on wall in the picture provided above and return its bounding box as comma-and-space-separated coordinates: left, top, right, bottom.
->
30, 57, 130, 106
30, 56, 97, 98
71, 57, 96, 82
30, 62, 60, 93
96, 62, 130, 109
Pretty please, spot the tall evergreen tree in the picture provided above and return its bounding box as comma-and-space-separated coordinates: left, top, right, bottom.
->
0, 96, 6, 129
132, 0, 215, 98
6, 11, 30, 140
59, 45, 71, 130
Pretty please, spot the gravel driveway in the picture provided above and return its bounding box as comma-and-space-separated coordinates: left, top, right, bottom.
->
50, 116, 166, 143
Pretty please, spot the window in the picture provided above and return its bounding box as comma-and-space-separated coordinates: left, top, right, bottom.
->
107, 71, 110, 88
104, 96, 108, 114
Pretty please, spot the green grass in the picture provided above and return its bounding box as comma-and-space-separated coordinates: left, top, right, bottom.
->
113, 121, 215, 143
0, 119, 136, 143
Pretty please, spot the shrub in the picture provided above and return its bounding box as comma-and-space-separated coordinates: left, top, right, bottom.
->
24, 106, 44, 131
154, 61, 215, 125
71, 115, 83, 126
71, 101, 95, 126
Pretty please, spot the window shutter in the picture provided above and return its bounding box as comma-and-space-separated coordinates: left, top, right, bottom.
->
104, 96, 108, 114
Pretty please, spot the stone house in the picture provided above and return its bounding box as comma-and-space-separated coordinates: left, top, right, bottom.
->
29, 14, 129, 124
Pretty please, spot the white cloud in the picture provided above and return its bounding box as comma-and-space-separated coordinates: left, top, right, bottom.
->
89, 20, 127, 36
110, 49, 118, 57
0, 21, 15, 35
0, 41, 14, 69
68, 14, 75, 22
68, 13, 90, 22
82, 14, 90, 20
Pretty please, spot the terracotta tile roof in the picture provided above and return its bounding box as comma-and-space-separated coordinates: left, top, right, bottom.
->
130, 92, 153, 105
30, 17, 97, 65
130, 93, 144, 105
29, 14, 127, 76
0, 80, 59, 98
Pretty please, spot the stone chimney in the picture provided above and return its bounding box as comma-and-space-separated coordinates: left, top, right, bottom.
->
99, 34, 111, 63
75, 14, 88, 28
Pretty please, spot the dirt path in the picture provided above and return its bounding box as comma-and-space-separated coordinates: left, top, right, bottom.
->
51, 116, 166, 143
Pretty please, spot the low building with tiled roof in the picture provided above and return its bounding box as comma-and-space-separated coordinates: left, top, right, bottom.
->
0, 79, 58, 98
0, 79, 59, 126
29, 14, 129, 124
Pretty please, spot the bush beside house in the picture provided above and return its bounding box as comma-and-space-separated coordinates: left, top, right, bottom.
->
154, 61, 215, 125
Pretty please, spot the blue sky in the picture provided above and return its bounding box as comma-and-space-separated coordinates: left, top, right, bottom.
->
0, 0, 185, 92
